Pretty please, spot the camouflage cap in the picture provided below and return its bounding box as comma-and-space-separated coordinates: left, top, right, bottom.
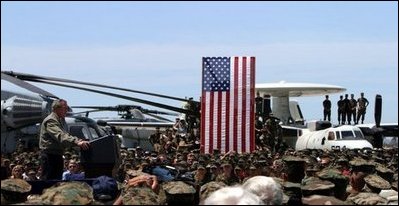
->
317, 168, 348, 181
392, 180, 397, 191
349, 158, 375, 174
282, 155, 305, 164
283, 182, 302, 197
317, 168, 349, 199
199, 181, 227, 201
346, 192, 388, 205
301, 178, 335, 197
364, 174, 391, 191
122, 186, 159, 205
1, 178, 32, 193
126, 169, 150, 178
39, 181, 93, 205
375, 165, 394, 183
162, 181, 196, 195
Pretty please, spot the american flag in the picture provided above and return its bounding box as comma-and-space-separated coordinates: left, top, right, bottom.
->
200, 57, 255, 154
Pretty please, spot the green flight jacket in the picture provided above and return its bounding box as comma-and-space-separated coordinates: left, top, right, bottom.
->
39, 112, 80, 155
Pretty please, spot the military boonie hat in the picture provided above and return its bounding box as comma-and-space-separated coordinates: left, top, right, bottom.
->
346, 192, 388, 205
1, 178, 32, 193
1, 179, 32, 204
283, 182, 302, 197
375, 165, 394, 183
283, 155, 306, 163
163, 181, 196, 195
199, 181, 227, 201
349, 157, 375, 174
301, 178, 335, 197
39, 181, 93, 205
364, 174, 391, 192
122, 186, 159, 205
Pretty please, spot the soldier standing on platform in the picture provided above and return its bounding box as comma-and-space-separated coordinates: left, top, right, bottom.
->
323, 95, 331, 121
348, 94, 357, 125
343, 94, 350, 125
337, 95, 345, 125
356, 92, 369, 124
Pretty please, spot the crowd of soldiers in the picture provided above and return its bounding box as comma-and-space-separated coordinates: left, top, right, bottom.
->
1, 91, 398, 205
323, 92, 369, 125
1, 126, 397, 205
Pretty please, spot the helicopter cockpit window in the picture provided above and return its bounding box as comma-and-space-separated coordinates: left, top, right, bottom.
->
89, 127, 99, 139
69, 126, 90, 140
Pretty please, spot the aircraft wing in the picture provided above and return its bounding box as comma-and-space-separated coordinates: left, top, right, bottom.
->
356, 123, 398, 137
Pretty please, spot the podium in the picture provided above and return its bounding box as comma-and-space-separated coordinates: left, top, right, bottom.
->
80, 135, 120, 178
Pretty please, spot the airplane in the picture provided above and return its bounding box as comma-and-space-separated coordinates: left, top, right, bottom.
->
255, 82, 398, 150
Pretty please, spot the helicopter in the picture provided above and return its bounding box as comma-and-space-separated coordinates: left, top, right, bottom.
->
70, 104, 182, 151
1, 70, 199, 153
1, 72, 117, 153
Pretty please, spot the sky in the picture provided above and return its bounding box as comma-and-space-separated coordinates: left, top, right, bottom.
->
1, 1, 398, 124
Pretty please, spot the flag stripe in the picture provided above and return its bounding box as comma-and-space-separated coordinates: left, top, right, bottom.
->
250, 57, 256, 152
217, 91, 222, 150
242, 57, 247, 153
225, 92, 230, 153
209, 92, 214, 153
233, 57, 238, 153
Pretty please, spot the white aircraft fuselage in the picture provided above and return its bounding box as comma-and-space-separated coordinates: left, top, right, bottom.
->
295, 125, 373, 150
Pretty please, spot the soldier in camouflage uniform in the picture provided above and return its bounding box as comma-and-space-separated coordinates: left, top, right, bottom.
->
199, 181, 227, 203
337, 95, 345, 125
215, 161, 239, 186
317, 168, 349, 200
148, 127, 162, 153
163, 181, 196, 205
263, 114, 278, 151
348, 94, 357, 125
356, 92, 369, 124
39, 99, 90, 180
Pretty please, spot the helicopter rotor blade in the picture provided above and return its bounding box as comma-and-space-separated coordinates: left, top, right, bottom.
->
2, 71, 196, 103
72, 105, 179, 116
71, 106, 122, 111
67, 109, 104, 117
1, 72, 58, 99
141, 108, 179, 116
25, 78, 195, 115
145, 113, 175, 122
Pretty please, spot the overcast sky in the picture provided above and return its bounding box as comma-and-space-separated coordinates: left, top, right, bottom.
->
1, 1, 398, 124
